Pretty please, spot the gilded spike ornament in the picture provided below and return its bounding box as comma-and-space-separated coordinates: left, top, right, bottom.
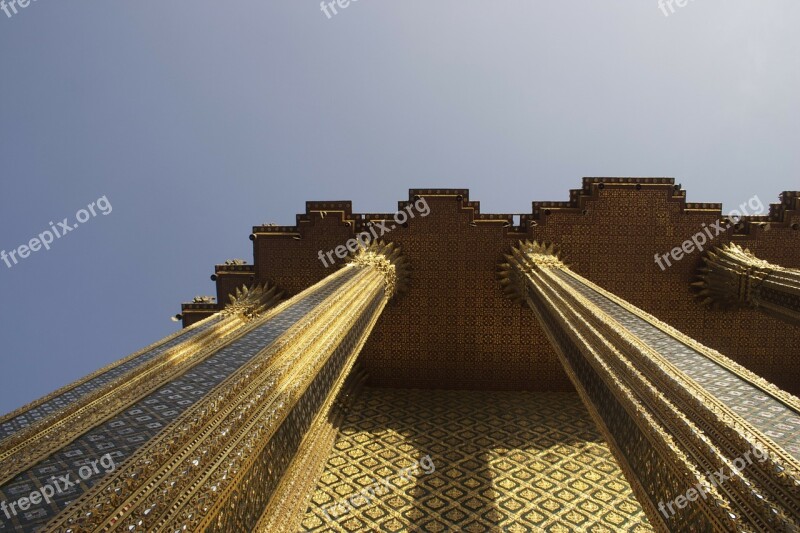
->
696, 243, 800, 325
499, 240, 800, 532
498, 240, 566, 303
222, 282, 284, 320
349, 240, 410, 296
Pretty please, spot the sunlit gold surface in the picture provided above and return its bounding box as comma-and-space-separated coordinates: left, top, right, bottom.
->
44, 245, 406, 532
5, 184, 799, 532
501, 240, 800, 531
300, 388, 652, 532
0, 284, 284, 488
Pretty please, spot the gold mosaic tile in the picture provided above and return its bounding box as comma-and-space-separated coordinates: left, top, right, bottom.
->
300, 388, 652, 532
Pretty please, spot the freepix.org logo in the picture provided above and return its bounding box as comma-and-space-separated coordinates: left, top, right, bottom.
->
1, 453, 116, 522
1, 0, 38, 19
320, 455, 436, 523
653, 194, 763, 271
320, 0, 360, 20
657, 445, 768, 519
1, 195, 113, 271
317, 196, 430, 268
658, 0, 697, 17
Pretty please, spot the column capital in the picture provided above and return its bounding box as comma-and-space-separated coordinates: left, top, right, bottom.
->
498, 240, 566, 304
349, 240, 409, 297
222, 282, 284, 320
696, 243, 800, 324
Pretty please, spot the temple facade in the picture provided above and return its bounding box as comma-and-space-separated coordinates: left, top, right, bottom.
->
1, 178, 799, 532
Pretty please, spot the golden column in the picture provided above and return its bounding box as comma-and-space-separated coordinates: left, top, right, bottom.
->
696, 243, 800, 325
0, 283, 283, 487
41, 241, 408, 533
499, 241, 800, 532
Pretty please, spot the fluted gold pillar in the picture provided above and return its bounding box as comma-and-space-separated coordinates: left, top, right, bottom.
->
41, 241, 408, 533
0, 284, 283, 487
696, 243, 800, 325
499, 241, 800, 532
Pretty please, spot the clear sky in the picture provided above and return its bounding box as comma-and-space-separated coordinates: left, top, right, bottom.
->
1, 1, 798, 414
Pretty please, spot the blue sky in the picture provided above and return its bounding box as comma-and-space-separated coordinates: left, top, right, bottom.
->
1, 1, 798, 414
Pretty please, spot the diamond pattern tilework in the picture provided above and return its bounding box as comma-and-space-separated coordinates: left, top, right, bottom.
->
556, 270, 800, 460
300, 388, 652, 532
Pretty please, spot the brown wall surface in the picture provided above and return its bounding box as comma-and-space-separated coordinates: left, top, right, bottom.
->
196, 179, 800, 393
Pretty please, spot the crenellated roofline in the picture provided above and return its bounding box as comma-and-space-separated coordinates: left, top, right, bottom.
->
180, 178, 800, 323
